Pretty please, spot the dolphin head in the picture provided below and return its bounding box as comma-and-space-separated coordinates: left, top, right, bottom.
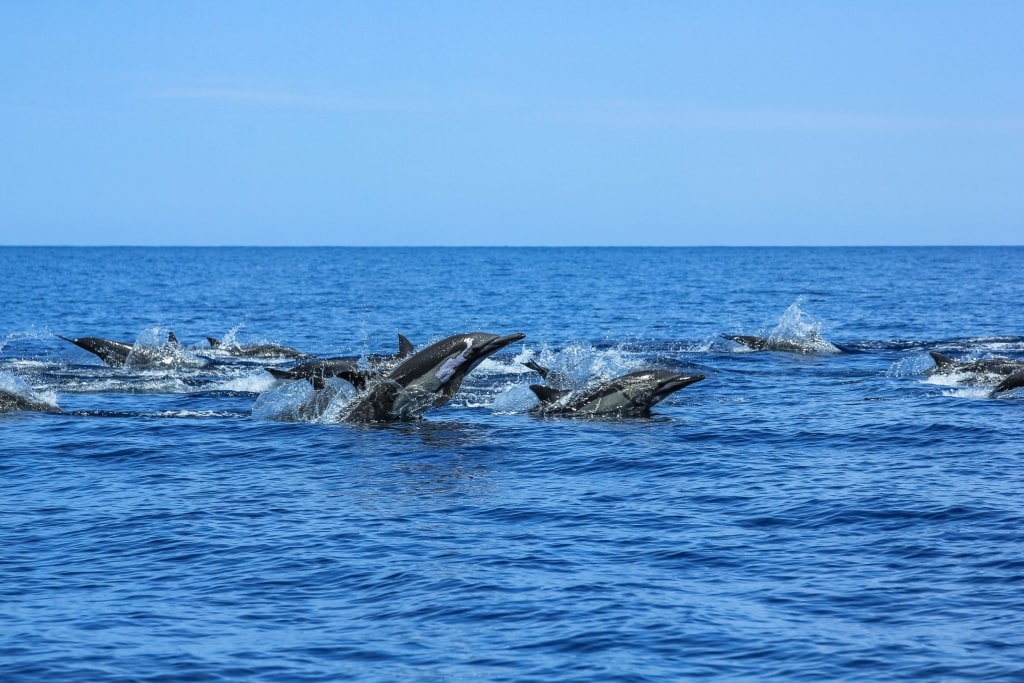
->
644, 370, 706, 406
583, 369, 704, 416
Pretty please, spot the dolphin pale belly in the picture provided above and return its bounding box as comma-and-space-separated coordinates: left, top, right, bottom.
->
341, 332, 525, 423
528, 367, 705, 417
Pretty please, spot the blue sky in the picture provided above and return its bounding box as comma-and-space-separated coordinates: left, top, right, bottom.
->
2, 2, 1021, 246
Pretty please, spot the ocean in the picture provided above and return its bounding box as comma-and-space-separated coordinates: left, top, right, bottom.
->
1, 246, 1022, 681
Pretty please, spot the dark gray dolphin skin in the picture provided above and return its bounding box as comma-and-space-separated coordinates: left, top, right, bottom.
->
0, 386, 61, 414
58, 332, 178, 367
992, 368, 1024, 395
928, 351, 1024, 379
58, 335, 134, 366
207, 337, 315, 360
527, 367, 705, 417
342, 332, 525, 422
721, 333, 839, 354
266, 334, 415, 390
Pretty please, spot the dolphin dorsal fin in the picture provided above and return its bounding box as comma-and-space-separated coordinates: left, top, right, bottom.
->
930, 351, 954, 368
397, 333, 414, 358
529, 384, 570, 404
167, 331, 179, 345
523, 360, 551, 379
207, 337, 222, 348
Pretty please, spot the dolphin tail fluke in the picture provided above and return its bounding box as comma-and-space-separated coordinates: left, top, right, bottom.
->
529, 384, 570, 404
397, 333, 414, 358
523, 360, 551, 379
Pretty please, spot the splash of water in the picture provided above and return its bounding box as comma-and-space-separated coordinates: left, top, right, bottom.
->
253, 376, 356, 422
767, 300, 842, 353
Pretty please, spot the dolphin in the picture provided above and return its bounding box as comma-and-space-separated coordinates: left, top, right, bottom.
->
0, 388, 62, 413
992, 368, 1024, 395
928, 351, 1024, 380
0, 374, 62, 414
206, 337, 316, 360
265, 334, 415, 390
341, 331, 525, 422
59, 332, 180, 367
528, 368, 705, 417
721, 333, 841, 354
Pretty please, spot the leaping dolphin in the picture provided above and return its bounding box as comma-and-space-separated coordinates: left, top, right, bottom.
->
721, 333, 842, 354
928, 351, 1024, 380
58, 335, 135, 367
0, 373, 62, 414
59, 332, 180, 367
0, 388, 62, 414
265, 334, 415, 390
527, 367, 705, 417
341, 332, 525, 422
206, 337, 315, 360
992, 368, 1024, 395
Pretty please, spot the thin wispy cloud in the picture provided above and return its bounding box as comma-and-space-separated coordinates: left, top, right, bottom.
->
568, 102, 1024, 134
148, 86, 443, 115
148, 85, 1024, 135
150, 87, 302, 104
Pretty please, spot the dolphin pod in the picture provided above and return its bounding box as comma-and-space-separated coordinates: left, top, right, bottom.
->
9, 327, 1020, 419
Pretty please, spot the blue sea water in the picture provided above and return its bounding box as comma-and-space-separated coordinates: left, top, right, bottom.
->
1, 246, 1022, 682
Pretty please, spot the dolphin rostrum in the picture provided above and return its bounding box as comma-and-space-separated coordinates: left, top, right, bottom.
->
527, 366, 704, 417
341, 332, 525, 422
